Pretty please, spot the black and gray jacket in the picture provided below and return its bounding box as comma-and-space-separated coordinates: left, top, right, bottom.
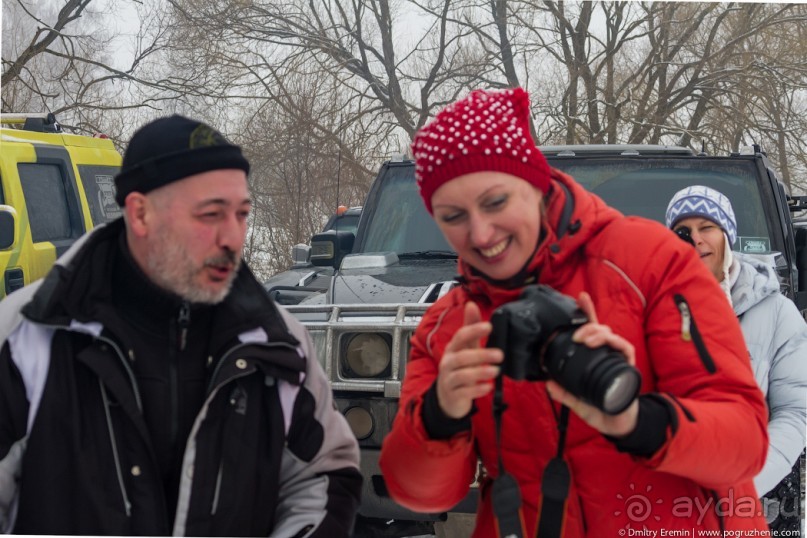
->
0, 220, 361, 536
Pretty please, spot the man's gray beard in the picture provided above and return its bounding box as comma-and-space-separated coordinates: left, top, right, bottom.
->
145, 236, 240, 304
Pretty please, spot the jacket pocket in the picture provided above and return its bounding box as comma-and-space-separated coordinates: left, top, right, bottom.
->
673, 294, 717, 374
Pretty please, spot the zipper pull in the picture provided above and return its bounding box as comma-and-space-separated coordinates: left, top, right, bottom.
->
178, 302, 190, 351
678, 301, 692, 342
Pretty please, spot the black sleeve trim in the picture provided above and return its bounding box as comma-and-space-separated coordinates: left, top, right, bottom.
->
604, 394, 672, 457
421, 382, 473, 440
307, 467, 362, 538
0, 341, 29, 459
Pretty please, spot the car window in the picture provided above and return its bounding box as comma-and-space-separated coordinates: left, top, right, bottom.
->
78, 165, 123, 224
549, 157, 772, 254
18, 163, 82, 242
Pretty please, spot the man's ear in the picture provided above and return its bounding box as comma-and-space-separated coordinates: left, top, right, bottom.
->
123, 192, 150, 238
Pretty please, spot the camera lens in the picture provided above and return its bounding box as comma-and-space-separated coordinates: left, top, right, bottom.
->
586, 354, 642, 414
675, 226, 695, 247
544, 332, 641, 415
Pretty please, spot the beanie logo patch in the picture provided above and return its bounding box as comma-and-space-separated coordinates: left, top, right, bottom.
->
190, 124, 230, 149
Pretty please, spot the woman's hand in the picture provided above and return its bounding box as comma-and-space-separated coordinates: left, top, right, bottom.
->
436, 301, 504, 419
545, 292, 639, 437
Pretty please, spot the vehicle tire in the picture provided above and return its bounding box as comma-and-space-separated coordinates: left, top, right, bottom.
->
762, 451, 803, 532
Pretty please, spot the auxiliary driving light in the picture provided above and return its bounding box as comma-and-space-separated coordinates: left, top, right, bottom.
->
344, 406, 374, 440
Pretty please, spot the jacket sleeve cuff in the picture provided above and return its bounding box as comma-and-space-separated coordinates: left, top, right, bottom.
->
604, 395, 671, 457
421, 382, 474, 440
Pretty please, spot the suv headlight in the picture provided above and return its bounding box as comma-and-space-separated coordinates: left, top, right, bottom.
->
341, 332, 392, 377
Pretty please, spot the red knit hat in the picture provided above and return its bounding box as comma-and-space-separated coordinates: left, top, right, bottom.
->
412, 87, 551, 214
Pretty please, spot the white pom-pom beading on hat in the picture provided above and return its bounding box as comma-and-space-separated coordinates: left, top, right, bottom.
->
412, 87, 551, 214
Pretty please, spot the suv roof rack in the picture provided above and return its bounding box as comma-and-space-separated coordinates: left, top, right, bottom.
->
1, 112, 62, 133
539, 144, 694, 157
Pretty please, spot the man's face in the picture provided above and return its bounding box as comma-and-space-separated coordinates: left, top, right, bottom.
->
143, 169, 251, 304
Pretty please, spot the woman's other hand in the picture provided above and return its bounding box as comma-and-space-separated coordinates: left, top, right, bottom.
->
437, 301, 504, 419
546, 291, 639, 437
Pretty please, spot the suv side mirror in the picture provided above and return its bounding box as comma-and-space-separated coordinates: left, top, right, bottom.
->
310, 230, 355, 268
0, 206, 17, 250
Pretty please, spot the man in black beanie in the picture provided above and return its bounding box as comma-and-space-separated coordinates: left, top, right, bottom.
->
0, 115, 361, 537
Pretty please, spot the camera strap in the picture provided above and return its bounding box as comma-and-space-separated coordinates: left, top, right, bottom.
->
491, 374, 527, 538
491, 378, 572, 538
536, 405, 570, 538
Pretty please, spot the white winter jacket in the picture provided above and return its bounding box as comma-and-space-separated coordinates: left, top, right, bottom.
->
730, 252, 807, 496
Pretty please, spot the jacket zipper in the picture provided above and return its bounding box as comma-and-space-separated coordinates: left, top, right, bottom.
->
170, 303, 191, 455
673, 295, 717, 374
677, 300, 692, 341
178, 302, 190, 351
99, 380, 133, 517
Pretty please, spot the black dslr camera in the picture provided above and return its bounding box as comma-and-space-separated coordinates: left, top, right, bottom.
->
486, 285, 641, 415
674, 226, 695, 246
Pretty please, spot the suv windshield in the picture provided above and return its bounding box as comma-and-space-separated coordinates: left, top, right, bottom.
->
355, 156, 775, 259
549, 157, 773, 254
357, 164, 454, 255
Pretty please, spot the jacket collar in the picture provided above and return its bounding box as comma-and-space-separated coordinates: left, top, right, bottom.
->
21, 219, 298, 350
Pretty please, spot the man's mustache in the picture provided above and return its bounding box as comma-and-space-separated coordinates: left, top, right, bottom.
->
205, 248, 239, 268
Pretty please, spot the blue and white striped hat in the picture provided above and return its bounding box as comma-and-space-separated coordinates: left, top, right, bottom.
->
665, 185, 737, 246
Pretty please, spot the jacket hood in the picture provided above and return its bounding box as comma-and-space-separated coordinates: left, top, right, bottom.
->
730, 252, 780, 317
458, 168, 623, 303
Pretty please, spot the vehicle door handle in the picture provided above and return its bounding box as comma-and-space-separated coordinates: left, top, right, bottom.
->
5, 268, 24, 295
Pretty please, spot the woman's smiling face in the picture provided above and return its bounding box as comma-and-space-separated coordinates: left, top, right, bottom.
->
431, 171, 542, 281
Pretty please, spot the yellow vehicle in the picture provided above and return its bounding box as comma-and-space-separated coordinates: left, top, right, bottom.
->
0, 113, 122, 298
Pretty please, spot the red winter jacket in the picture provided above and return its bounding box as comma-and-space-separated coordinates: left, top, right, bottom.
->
379, 170, 769, 536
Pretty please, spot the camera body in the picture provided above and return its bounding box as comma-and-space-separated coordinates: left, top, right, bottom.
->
486, 284, 641, 415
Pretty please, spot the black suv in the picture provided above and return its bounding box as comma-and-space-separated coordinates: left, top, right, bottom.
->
281, 146, 806, 535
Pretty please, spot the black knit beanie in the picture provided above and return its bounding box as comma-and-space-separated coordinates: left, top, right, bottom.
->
114, 115, 250, 206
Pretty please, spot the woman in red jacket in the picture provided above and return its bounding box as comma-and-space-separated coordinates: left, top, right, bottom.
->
379, 87, 769, 537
